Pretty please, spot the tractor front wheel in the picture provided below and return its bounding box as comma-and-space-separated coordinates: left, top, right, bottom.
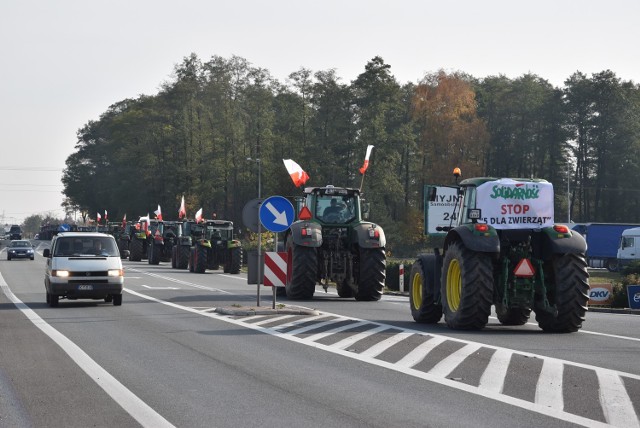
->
440, 241, 493, 330
410, 255, 443, 323
495, 304, 531, 325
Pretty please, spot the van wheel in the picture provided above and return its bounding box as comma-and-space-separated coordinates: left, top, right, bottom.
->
113, 294, 122, 306
46, 292, 50, 304
49, 294, 59, 307
104, 295, 113, 303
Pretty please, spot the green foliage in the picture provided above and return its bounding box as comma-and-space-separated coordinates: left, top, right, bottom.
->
385, 259, 413, 291
61, 54, 640, 255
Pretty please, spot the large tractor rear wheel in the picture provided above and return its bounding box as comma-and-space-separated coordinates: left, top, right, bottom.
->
496, 304, 531, 325
535, 253, 589, 332
229, 247, 242, 274
178, 245, 190, 269
171, 246, 177, 268
410, 255, 443, 323
129, 238, 143, 262
356, 247, 385, 301
441, 241, 493, 330
285, 237, 317, 300
194, 245, 208, 273
148, 242, 161, 265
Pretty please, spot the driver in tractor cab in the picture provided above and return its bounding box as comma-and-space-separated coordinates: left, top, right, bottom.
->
323, 198, 347, 222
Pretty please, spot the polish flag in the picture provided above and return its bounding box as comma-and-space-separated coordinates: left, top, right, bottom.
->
122, 213, 127, 228
97, 212, 102, 223
195, 207, 203, 223
154, 204, 163, 221
178, 195, 186, 219
104, 210, 108, 221
359, 145, 374, 174
283, 159, 310, 187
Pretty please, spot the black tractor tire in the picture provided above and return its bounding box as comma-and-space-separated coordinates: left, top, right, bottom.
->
534, 253, 589, 333
229, 247, 242, 274
148, 243, 160, 265
356, 247, 385, 301
495, 304, 531, 325
285, 238, 317, 300
440, 241, 493, 330
188, 248, 195, 272
178, 245, 189, 269
171, 246, 177, 268
337, 279, 355, 298
194, 245, 208, 273
129, 239, 143, 262
410, 255, 443, 323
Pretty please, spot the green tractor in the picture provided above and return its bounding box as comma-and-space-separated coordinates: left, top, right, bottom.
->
148, 221, 181, 265
186, 219, 243, 274
410, 174, 589, 332
283, 185, 386, 300
127, 218, 161, 262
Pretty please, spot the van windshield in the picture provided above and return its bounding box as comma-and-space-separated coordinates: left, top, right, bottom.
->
54, 237, 119, 257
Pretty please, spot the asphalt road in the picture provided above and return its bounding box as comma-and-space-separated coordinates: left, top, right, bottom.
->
1, 241, 639, 428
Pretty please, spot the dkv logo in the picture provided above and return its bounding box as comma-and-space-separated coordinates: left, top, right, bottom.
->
588, 286, 612, 302
634, 292, 640, 304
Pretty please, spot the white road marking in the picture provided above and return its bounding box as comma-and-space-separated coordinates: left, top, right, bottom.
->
140, 284, 179, 290
597, 370, 640, 428
0, 274, 175, 428
428, 343, 482, 378
536, 358, 564, 410
125, 288, 618, 428
479, 348, 512, 394
395, 336, 447, 368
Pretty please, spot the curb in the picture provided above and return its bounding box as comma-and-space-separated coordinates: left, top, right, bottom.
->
214, 305, 320, 317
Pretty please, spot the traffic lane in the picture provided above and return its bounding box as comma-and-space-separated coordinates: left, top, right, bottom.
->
36, 289, 583, 428
0, 281, 141, 427
122, 263, 640, 378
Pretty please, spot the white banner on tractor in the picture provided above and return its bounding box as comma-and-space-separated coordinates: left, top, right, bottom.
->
475, 179, 554, 229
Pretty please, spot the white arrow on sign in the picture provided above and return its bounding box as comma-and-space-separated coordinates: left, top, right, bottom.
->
265, 202, 289, 226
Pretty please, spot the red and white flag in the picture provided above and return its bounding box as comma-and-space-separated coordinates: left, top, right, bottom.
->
97, 212, 102, 223
122, 213, 127, 228
283, 159, 310, 187
104, 210, 108, 221
195, 207, 203, 223
359, 145, 374, 174
154, 204, 163, 221
178, 195, 186, 219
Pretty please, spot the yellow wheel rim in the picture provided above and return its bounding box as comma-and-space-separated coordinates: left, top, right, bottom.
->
446, 259, 462, 311
411, 272, 423, 310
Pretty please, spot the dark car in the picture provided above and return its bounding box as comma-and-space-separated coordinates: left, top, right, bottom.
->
9, 225, 22, 240
7, 240, 35, 260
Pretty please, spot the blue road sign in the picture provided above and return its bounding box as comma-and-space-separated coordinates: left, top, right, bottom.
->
628, 284, 640, 310
259, 195, 295, 233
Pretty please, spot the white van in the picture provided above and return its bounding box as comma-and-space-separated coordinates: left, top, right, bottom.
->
43, 232, 124, 307
617, 227, 640, 269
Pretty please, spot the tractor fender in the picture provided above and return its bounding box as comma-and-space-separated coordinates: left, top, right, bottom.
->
444, 226, 500, 254
289, 221, 323, 247
542, 229, 587, 254
354, 222, 386, 249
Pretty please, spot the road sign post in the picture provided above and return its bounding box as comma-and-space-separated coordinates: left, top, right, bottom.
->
259, 196, 295, 308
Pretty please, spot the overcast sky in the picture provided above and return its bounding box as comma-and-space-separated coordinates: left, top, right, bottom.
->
1, 0, 639, 225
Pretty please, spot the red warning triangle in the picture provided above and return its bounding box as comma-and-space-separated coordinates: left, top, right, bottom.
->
514, 259, 535, 277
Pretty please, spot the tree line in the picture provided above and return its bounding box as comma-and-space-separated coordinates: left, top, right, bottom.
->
60, 54, 640, 256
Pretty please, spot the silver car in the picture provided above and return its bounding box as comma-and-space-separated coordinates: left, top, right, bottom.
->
7, 240, 35, 260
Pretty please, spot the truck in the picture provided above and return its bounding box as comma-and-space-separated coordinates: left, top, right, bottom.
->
617, 227, 640, 269
410, 172, 590, 332
283, 185, 386, 300
570, 223, 639, 271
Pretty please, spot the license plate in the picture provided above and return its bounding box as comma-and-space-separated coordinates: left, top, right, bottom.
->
77, 285, 94, 291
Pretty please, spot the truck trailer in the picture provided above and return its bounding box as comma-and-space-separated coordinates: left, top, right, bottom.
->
571, 223, 639, 271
